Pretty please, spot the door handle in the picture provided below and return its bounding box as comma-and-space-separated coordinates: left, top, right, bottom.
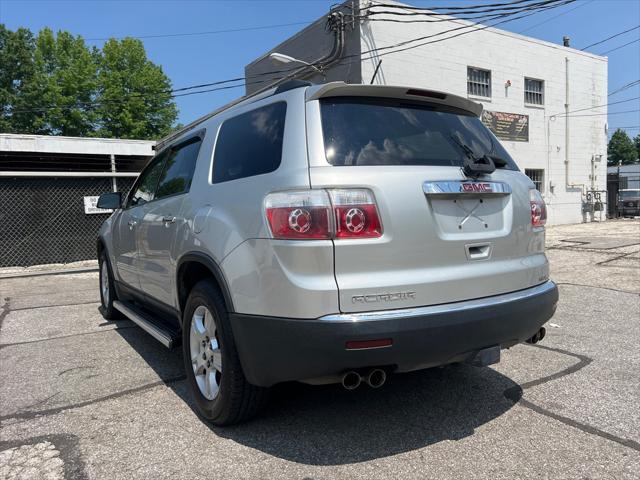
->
127, 219, 137, 230
162, 216, 176, 225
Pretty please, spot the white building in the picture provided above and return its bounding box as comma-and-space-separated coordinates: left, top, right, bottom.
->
246, 0, 608, 225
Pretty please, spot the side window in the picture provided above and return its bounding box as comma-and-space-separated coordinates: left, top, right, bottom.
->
127, 152, 167, 208
155, 137, 202, 199
212, 102, 286, 184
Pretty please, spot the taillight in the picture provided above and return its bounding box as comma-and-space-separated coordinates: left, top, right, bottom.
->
265, 190, 332, 239
530, 189, 547, 227
328, 189, 382, 238
264, 188, 383, 240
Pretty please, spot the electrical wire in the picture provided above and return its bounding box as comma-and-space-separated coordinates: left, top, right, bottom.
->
609, 80, 640, 97
84, 20, 314, 42
551, 96, 640, 116
3, 0, 580, 116
362, 0, 550, 15
517, 0, 593, 34
598, 38, 640, 56
562, 109, 639, 117
356, 0, 576, 62
580, 24, 640, 51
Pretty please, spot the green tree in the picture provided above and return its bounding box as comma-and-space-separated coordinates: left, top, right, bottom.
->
634, 134, 640, 162
1, 25, 178, 139
16, 28, 99, 136
0, 26, 35, 133
608, 129, 637, 166
96, 38, 177, 139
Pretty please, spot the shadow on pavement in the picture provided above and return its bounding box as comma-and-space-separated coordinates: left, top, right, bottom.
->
116, 323, 519, 466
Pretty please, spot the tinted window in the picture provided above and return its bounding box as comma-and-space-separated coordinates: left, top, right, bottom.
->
320, 97, 517, 170
212, 102, 286, 183
127, 152, 166, 207
155, 137, 202, 199
620, 191, 640, 199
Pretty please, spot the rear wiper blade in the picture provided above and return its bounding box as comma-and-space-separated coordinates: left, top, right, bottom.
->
449, 135, 496, 177
486, 155, 509, 168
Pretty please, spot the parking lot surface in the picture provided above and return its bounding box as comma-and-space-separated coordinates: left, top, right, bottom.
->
1, 219, 639, 479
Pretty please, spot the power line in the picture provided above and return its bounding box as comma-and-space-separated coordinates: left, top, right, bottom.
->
363, 0, 549, 15
517, 0, 593, 34
84, 20, 313, 42
563, 109, 639, 117
609, 80, 640, 97
356, 0, 576, 61
2, 0, 580, 116
580, 24, 640, 51
552, 96, 640, 117
599, 38, 640, 56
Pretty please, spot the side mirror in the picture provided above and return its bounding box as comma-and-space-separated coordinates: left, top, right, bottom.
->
97, 192, 122, 210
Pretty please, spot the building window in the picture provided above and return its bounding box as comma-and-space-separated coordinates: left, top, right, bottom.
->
525, 169, 545, 192
467, 67, 491, 98
524, 78, 544, 105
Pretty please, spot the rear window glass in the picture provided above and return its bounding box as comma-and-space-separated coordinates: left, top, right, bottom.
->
320, 97, 517, 169
212, 102, 286, 183
156, 137, 202, 199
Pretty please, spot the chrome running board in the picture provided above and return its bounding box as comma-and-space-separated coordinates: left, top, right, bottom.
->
113, 300, 177, 348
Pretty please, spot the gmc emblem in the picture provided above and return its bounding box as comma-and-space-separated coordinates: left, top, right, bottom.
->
461, 183, 493, 193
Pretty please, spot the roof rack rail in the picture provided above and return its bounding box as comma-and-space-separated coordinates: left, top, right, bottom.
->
274, 79, 313, 95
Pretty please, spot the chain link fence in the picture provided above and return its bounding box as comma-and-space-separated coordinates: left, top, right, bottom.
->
0, 177, 135, 268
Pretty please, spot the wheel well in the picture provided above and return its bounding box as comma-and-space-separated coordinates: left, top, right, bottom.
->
177, 260, 227, 313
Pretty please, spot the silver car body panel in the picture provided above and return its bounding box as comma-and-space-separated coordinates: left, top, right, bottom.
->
319, 280, 556, 322
305, 96, 547, 314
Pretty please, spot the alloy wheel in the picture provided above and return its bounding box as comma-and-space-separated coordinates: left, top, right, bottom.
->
189, 305, 222, 400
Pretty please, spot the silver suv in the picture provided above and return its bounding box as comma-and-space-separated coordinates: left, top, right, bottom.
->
97, 81, 558, 425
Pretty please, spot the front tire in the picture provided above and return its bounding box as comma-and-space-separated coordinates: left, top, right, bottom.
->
99, 251, 121, 320
182, 279, 269, 425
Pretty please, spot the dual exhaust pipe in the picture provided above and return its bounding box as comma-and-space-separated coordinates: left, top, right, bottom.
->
341, 369, 386, 390
526, 327, 546, 345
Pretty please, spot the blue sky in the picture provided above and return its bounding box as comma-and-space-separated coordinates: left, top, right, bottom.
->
1, 0, 639, 138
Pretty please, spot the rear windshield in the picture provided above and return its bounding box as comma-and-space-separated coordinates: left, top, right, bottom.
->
320, 97, 518, 170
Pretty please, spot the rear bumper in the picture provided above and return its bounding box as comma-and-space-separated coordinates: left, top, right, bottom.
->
231, 281, 559, 387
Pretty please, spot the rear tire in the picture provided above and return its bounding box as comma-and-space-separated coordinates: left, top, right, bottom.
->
182, 279, 269, 425
98, 251, 122, 320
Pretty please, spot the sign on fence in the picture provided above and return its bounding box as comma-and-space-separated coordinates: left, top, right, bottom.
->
83, 196, 112, 215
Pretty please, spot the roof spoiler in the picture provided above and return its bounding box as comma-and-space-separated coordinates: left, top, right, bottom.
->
305, 82, 483, 117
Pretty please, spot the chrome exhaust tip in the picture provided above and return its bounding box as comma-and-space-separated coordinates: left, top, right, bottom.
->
365, 369, 387, 388
526, 327, 547, 345
341, 371, 361, 390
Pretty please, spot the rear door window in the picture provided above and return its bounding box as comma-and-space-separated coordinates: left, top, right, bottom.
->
320, 97, 517, 169
212, 102, 286, 183
155, 137, 202, 199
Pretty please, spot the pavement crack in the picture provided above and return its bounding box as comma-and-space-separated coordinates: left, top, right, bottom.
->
595, 249, 640, 266
519, 397, 640, 452
504, 344, 639, 452
0, 375, 187, 422
58, 365, 93, 377
555, 282, 639, 295
0, 325, 137, 349
10, 300, 100, 312
17, 392, 61, 412
0, 297, 11, 334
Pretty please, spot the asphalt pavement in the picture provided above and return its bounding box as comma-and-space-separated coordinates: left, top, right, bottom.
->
1, 219, 639, 479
